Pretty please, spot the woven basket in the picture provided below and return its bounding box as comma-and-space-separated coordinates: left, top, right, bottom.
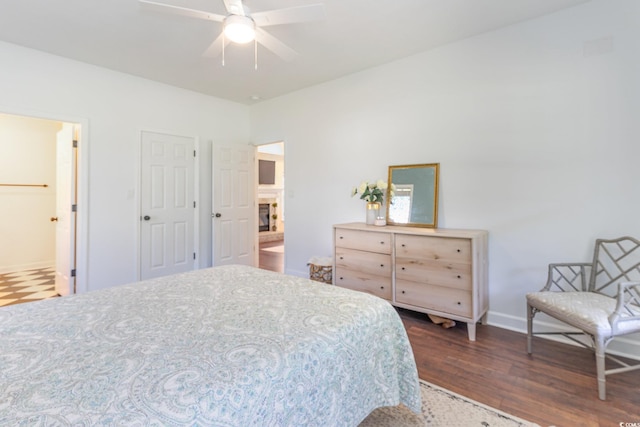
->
309, 264, 332, 284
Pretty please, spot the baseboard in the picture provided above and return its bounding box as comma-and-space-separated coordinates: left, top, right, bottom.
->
0, 261, 54, 275
285, 268, 309, 279
486, 310, 640, 362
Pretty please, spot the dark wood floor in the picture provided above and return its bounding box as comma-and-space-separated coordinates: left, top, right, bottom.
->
7, 247, 634, 425
399, 308, 640, 427
258, 240, 284, 273
258, 243, 639, 425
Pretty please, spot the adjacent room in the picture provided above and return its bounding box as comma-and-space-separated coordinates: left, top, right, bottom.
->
257, 141, 285, 273
1, 0, 639, 425
0, 113, 76, 306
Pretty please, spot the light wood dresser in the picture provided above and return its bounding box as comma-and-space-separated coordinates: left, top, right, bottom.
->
333, 222, 488, 341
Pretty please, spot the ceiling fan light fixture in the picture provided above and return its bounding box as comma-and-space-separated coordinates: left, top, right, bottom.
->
224, 15, 256, 44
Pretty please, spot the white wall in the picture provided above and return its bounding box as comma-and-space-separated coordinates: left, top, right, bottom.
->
250, 0, 640, 351
0, 114, 60, 272
0, 41, 250, 291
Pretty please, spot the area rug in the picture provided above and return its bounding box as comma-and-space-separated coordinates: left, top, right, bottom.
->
262, 245, 284, 253
359, 380, 539, 427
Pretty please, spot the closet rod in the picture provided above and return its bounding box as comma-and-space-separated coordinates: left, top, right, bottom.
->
0, 183, 48, 187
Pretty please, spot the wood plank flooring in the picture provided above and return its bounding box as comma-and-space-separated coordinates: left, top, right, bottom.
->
259, 240, 284, 273
399, 308, 640, 427
6, 254, 637, 426
256, 241, 640, 425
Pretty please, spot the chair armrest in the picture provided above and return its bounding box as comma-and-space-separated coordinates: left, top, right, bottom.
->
540, 263, 592, 292
609, 281, 640, 334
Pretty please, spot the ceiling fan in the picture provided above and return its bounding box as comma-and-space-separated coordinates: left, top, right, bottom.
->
139, 0, 325, 65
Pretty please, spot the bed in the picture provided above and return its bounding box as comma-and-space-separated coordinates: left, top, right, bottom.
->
0, 264, 421, 426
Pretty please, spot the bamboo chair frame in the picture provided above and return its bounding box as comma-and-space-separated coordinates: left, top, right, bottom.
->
527, 237, 640, 400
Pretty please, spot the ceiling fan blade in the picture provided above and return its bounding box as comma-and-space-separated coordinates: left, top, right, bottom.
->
255, 27, 297, 62
252, 4, 325, 27
202, 32, 229, 58
222, 0, 246, 16
139, 0, 225, 22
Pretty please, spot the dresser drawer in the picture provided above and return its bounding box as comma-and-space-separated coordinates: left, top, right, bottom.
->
335, 228, 391, 254
396, 258, 472, 291
396, 280, 472, 317
335, 267, 392, 300
396, 234, 471, 264
335, 248, 391, 276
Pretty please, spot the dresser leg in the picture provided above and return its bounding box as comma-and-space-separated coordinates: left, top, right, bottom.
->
467, 322, 476, 341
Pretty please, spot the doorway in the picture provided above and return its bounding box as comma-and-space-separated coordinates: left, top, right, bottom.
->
0, 112, 80, 305
257, 142, 284, 273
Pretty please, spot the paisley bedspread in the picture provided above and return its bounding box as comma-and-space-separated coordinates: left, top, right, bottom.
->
0, 265, 421, 426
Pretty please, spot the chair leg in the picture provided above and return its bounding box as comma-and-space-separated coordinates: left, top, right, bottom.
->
595, 336, 606, 400
526, 303, 534, 354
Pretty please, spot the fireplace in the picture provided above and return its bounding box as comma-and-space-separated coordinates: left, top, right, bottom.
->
259, 203, 270, 232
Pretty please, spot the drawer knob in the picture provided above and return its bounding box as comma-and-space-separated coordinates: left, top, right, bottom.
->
457, 275, 461, 279
340, 256, 344, 260
380, 264, 384, 267
402, 244, 406, 247
380, 286, 384, 290
457, 301, 461, 305
401, 267, 405, 270
380, 241, 385, 245
339, 236, 344, 239
401, 290, 406, 294
457, 249, 461, 253
340, 277, 344, 280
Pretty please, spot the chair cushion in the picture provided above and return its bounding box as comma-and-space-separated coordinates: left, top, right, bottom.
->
527, 291, 640, 337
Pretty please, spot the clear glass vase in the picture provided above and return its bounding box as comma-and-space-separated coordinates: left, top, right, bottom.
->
366, 202, 381, 225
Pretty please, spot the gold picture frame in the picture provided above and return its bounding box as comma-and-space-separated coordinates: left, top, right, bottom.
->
386, 163, 439, 228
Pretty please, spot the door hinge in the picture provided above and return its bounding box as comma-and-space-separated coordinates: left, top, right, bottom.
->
71, 204, 77, 212
193, 252, 196, 260
193, 201, 196, 208
71, 269, 76, 277
193, 150, 196, 157
73, 140, 78, 148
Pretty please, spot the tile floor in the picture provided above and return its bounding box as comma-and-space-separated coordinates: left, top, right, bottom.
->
0, 266, 58, 307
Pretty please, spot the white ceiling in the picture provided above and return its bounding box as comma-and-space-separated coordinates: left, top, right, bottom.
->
0, 0, 589, 105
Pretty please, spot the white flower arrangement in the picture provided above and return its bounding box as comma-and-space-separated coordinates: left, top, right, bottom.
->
351, 179, 393, 203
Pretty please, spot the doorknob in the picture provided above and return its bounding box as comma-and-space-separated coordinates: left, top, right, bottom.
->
143, 215, 150, 221
212, 213, 222, 218
50, 217, 58, 222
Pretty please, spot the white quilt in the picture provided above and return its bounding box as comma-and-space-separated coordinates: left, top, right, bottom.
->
0, 265, 421, 426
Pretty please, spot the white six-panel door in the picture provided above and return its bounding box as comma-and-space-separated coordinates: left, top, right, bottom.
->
212, 143, 255, 266
140, 132, 195, 280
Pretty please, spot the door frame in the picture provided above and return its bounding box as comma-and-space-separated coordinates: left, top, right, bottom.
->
136, 129, 200, 280
0, 105, 89, 293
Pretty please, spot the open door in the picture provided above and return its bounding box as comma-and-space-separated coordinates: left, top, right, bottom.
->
212, 143, 256, 266
54, 123, 76, 296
